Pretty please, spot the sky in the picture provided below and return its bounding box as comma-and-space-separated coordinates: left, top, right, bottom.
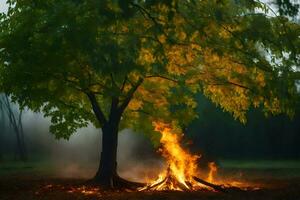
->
0, 0, 7, 13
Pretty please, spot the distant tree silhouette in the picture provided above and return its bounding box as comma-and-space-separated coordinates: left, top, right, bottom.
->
0, 94, 27, 161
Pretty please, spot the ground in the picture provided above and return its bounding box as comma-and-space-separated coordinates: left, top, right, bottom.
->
1, 160, 300, 200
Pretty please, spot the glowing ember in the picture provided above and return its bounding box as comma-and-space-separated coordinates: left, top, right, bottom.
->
140, 122, 217, 191
67, 186, 101, 196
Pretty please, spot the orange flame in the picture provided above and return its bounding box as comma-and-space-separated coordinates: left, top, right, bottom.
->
207, 162, 217, 183
141, 121, 218, 191
156, 122, 200, 186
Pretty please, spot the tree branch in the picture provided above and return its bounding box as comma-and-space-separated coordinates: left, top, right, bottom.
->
130, 2, 170, 42
130, 3, 161, 28
110, 73, 118, 88
131, 109, 152, 116
208, 80, 254, 92
226, 81, 253, 91
145, 75, 178, 83
118, 78, 144, 113
120, 76, 128, 92
86, 92, 107, 126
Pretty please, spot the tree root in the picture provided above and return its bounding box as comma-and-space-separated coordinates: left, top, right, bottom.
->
89, 174, 145, 190
114, 175, 145, 189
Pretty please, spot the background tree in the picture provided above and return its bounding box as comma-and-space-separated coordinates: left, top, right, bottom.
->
187, 94, 300, 161
274, 0, 299, 17
0, 96, 4, 161
0, 0, 299, 188
0, 94, 27, 161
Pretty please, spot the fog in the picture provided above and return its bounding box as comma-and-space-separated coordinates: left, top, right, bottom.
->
0, 103, 163, 181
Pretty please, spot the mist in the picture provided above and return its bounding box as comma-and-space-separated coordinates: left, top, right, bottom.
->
0, 102, 163, 181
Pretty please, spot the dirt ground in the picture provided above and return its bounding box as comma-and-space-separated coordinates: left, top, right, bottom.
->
0, 175, 300, 200
1, 160, 300, 200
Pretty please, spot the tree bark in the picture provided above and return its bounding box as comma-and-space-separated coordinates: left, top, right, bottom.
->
86, 82, 145, 189
87, 92, 122, 188
94, 119, 120, 187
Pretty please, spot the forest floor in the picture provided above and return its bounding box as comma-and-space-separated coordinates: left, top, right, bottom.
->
1, 160, 300, 200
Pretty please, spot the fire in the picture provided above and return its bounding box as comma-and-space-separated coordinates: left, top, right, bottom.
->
157, 122, 200, 187
140, 122, 218, 191
207, 162, 217, 183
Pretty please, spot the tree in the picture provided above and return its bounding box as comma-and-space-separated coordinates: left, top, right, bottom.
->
0, 94, 27, 161
274, 0, 299, 17
0, 0, 299, 188
0, 96, 5, 161
187, 94, 300, 160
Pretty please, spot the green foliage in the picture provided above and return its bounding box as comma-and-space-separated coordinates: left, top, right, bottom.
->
0, 0, 299, 142
274, 0, 299, 17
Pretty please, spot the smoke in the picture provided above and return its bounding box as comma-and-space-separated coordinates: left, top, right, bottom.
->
1, 106, 163, 181
118, 130, 164, 182
22, 111, 100, 179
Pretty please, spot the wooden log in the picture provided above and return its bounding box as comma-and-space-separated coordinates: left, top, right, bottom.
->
140, 177, 167, 191
193, 176, 228, 193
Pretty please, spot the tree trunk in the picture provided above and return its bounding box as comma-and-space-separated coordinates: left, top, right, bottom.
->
86, 92, 121, 187
87, 92, 144, 189
0, 103, 4, 161
3, 95, 27, 161
94, 119, 119, 187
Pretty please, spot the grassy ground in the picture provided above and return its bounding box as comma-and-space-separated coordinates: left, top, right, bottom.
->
218, 159, 300, 181
220, 160, 300, 169
1, 160, 300, 200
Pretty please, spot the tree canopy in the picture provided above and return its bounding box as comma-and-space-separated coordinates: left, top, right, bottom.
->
0, 0, 299, 142
274, 0, 299, 17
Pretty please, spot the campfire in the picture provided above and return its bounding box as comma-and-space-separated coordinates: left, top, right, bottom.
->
139, 122, 226, 192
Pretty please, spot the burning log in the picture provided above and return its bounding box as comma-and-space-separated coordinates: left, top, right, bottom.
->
139, 122, 244, 193
140, 166, 191, 191
139, 165, 228, 192
192, 176, 227, 193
